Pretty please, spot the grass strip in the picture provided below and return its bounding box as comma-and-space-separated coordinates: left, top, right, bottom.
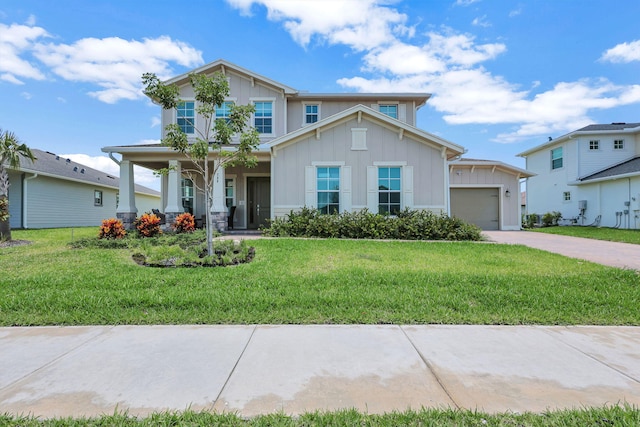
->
531, 226, 640, 245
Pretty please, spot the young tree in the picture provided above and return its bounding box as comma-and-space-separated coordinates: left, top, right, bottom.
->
142, 72, 260, 256
0, 129, 36, 241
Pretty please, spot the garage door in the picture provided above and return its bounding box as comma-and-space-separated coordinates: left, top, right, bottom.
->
450, 188, 500, 230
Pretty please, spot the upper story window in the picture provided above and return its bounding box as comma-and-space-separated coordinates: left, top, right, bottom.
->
378, 167, 401, 215
317, 167, 340, 214
379, 104, 398, 119
215, 101, 234, 123
563, 191, 571, 201
304, 103, 320, 125
94, 190, 103, 206
254, 101, 273, 134
551, 147, 563, 170
177, 101, 195, 134
614, 139, 625, 150
589, 140, 599, 150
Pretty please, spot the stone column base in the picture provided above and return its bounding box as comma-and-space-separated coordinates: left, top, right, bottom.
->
211, 211, 227, 232
117, 212, 137, 231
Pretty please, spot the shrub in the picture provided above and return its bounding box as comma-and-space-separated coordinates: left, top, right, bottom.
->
135, 213, 162, 238
541, 211, 562, 227
263, 208, 482, 241
173, 212, 195, 234
98, 218, 127, 239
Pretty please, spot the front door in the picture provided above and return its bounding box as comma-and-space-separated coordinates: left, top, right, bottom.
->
247, 177, 270, 229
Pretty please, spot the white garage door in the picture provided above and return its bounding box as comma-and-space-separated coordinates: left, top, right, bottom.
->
450, 188, 500, 230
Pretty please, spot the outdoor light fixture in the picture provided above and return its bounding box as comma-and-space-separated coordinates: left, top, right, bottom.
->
505, 189, 511, 197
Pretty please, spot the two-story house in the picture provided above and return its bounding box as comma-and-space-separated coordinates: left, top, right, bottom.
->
103, 59, 529, 231
518, 123, 640, 229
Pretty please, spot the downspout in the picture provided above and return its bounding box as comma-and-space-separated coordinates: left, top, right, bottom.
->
23, 173, 38, 229
108, 152, 121, 166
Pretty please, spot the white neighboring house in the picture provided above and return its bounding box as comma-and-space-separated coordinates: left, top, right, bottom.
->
102, 59, 527, 231
6, 148, 160, 229
518, 122, 640, 229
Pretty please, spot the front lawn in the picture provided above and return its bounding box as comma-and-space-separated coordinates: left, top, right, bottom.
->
1, 227, 639, 326
531, 226, 640, 245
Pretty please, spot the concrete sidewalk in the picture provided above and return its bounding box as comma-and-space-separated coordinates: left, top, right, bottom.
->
483, 230, 640, 270
1, 325, 639, 418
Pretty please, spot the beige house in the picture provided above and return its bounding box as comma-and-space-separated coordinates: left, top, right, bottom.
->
103, 59, 526, 230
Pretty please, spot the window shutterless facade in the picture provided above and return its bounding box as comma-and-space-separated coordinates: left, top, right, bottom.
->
225, 178, 235, 208
551, 147, 563, 170
254, 101, 273, 134
316, 167, 340, 214
216, 101, 234, 123
181, 178, 194, 213
304, 104, 319, 124
614, 139, 624, 150
563, 191, 571, 201
589, 140, 599, 150
379, 104, 398, 119
94, 190, 103, 206
378, 167, 401, 214
177, 101, 195, 134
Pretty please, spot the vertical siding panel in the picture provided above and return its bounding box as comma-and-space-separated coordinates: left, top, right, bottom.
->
341, 166, 352, 212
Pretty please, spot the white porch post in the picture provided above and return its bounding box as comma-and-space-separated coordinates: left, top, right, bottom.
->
211, 160, 227, 231
165, 159, 184, 224
116, 160, 137, 229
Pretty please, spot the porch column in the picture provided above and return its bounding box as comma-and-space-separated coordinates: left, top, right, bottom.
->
164, 159, 184, 225
116, 160, 137, 229
211, 160, 227, 231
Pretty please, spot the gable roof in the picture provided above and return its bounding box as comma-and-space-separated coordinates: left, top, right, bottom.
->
163, 58, 298, 95
517, 122, 640, 157
450, 158, 534, 177
6, 149, 160, 196
270, 104, 465, 159
575, 155, 640, 184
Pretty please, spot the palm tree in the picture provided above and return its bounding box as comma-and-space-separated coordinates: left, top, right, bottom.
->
0, 129, 36, 241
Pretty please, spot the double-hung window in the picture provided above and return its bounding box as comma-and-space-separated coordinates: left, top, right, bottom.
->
317, 167, 340, 214
94, 190, 103, 206
551, 147, 563, 170
378, 167, 401, 215
177, 101, 195, 134
379, 104, 398, 119
254, 101, 273, 134
216, 101, 234, 124
304, 104, 319, 124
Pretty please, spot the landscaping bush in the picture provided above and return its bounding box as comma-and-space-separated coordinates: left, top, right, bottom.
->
173, 212, 195, 233
262, 207, 482, 241
98, 218, 127, 239
542, 211, 562, 227
132, 237, 254, 267
135, 213, 162, 238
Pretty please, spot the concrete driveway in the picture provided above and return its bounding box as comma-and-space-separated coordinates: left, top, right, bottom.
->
483, 230, 640, 271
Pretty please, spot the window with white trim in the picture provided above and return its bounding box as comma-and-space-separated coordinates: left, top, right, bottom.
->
378, 167, 401, 215
177, 101, 195, 134
317, 167, 340, 214
94, 190, 103, 206
225, 178, 235, 208
589, 140, 599, 150
614, 139, 624, 150
254, 101, 273, 134
304, 103, 320, 125
379, 104, 398, 119
551, 147, 563, 170
181, 178, 194, 214
216, 101, 234, 124
563, 191, 571, 201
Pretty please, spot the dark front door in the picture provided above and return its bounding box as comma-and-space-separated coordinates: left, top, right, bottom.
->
247, 177, 270, 229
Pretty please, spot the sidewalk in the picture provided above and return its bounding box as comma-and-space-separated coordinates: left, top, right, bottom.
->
1, 325, 639, 418
483, 230, 640, 270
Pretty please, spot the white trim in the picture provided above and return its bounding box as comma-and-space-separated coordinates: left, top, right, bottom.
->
312, 161, 346, 166
373, 161, 408, 166
174, 99, 196, 136
250, 97, 276, 137
449, 184, 506, 230
302, 101, 321, 127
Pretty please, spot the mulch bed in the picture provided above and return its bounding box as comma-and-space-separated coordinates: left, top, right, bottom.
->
0, 240, 31, 248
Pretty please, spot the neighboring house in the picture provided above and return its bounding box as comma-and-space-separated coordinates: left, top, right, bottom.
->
6, 149, 160, 229
518, 123, 640, 229
102, 59, 526, 231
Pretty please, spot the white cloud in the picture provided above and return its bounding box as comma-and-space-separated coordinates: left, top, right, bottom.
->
472, 15, 491, 28
151, 116, 161, 128
0, 22, 49, 84
455, 0, 480, 6
509, 7, 522, 17
61, 153, 160, 191
33, 35, 204, 103
600, 40, 640, 63
20, 91, 32, 100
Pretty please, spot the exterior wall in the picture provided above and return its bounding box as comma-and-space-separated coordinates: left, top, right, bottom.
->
7, 171, 23, 229
574, 135, 637, 178
287, 99, 415, 133
272, 117, 446, 218
449, 167, 521, 230
575, 178, 640, 229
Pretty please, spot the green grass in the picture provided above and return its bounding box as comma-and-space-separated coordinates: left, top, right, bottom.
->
531, 226, 640, 245
1, 406, 639, 426
1, 227, 639, 326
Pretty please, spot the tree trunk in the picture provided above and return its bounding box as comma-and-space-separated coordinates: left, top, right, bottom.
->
0, 195, 10, 241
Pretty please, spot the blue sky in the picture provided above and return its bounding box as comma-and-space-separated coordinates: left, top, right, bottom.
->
2, 0, 640, 190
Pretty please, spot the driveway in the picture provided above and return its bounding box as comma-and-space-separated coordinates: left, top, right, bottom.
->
483, 230, 640, 271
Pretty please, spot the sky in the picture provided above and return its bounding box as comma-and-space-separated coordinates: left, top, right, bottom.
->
2, 0, 640, 191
